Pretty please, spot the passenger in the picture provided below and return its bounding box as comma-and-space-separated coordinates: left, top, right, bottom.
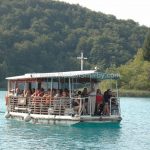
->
14, 87, 21, 96
110, 92, 118, 115
56, 91, 67, 109
31, 89, 41, 103
81, 88, 89, 114
9, 89, 14, 96
103, 89, 112, 115
54, 89, 61, 98
111, 92, 117, 105
94, 89, 104, 115
52, 89, 60, 110
31, 89, 39, 97
43, 89, 52, 105
38, 88, 45, 97
64, 88, 69, 97
51, 88, 56, 97
88, 86, 96, 115
61, 91, 66, 97
23, 89, 31, 97
73, 91, 82, 115
31, 88, 35, 95
71, 90, 77, 97
31, 88, 44, 97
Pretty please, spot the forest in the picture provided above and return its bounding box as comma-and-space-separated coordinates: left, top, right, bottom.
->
0, 0, 149, 92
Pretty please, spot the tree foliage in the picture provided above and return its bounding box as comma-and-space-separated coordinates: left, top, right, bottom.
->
143, 29, 150, 61
100, 49, 150, 91
0, 0, 148, 87
118, 49, 150, 90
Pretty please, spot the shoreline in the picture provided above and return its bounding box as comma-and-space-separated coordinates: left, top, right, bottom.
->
119, 89, 150, 97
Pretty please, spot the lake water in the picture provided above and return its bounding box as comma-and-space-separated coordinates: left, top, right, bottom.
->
0, 91, 150, 150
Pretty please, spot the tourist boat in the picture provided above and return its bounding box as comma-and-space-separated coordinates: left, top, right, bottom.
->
5, 70, 122, 125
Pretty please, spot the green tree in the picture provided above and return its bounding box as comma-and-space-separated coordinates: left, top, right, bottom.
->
0, 0, 149, 88
118, 49, 150, 90
143, 29, 150, 61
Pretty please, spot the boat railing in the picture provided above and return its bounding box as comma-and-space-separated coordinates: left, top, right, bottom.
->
7, 96, 29, 113
7, 95, 89, 116
109, 97, 120, 116
71, 97, 87, 116
7, 95, 121, 116
49, 97, 72, 115
7, 96, 73, 115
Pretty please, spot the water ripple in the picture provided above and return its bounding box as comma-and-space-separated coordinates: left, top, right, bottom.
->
0, 94, 150, 150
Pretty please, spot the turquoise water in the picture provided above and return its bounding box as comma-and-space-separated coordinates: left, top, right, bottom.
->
0, 91, 150, 150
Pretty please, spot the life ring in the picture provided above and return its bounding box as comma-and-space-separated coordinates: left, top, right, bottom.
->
5, 112, 11, 118
24, 114, 31, 122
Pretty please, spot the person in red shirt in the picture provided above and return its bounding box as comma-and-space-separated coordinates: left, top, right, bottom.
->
94, 89, 104, 115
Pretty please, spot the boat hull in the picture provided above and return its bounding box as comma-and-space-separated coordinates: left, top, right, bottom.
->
6, 112, 122, 125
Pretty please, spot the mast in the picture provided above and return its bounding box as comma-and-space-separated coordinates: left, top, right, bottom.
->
77, 52, 87, 70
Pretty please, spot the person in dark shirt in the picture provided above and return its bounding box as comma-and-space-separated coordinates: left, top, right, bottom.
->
103, 89, 112, 115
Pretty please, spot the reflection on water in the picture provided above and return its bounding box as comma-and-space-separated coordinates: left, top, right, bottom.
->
0, 117, 121, 150
0, 111, 122, 149
0, 91, 6, 112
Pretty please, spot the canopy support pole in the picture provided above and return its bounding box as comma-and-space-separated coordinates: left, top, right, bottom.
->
116, 80, 119, 98
69, 78, 72, 108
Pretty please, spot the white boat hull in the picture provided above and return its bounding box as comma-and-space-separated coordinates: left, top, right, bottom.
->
6, 112, 121, 125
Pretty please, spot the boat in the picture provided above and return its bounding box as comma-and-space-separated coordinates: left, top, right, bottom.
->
4, 70, 122, 125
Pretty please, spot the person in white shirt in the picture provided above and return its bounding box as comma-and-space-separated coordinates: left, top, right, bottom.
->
88, 87, 96, 115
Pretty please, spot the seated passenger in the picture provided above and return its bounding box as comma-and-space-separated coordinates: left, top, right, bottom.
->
61, 91, 69, 108
31, 88, 35, 95
53, 90, 68, 110
64, 88, 69, 97
23, 89, 31, 97
31, 89, 41, 104
54, 89, 61, 98
38, 88, 45, 97
8, 90, 14, 96
14, 87, 21, 96
73, 91, 82, 115
43, 89, 52, 105
31, 89, 39, 97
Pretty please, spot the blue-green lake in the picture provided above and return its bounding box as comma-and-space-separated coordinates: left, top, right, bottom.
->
0, 91, 150, 150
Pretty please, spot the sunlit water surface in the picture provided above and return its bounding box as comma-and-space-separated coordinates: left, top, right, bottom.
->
0, 91, 150, 150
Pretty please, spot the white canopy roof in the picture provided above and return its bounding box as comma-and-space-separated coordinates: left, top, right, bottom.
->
6, 70, 96, 80
6, 70, 120, 80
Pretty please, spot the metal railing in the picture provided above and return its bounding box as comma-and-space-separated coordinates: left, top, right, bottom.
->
109, 97, 120, 116
7, 95, 121, 116
8, 96, 72, 115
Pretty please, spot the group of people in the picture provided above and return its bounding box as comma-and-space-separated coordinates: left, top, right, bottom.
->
8, 87, 70, 105
8, 86, 116, 116
72, 88, 116, 116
